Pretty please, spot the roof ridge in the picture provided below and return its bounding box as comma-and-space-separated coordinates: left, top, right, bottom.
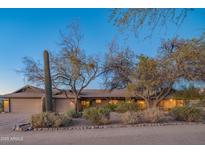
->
12, 85, 43, 94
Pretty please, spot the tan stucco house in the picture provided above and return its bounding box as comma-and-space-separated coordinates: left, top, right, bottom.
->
1, 85, 185, 114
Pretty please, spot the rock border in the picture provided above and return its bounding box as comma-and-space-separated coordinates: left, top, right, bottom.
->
14, 122, 204, 132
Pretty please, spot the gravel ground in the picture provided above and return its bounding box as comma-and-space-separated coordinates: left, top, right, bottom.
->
1, 113, 205, 145
0, 113, 29, 133
1, 124, 205, 145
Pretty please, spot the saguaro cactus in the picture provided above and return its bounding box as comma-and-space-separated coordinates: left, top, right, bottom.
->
43, 50, 53, 112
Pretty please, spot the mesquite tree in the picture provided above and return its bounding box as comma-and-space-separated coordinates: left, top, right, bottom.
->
21, 22, 100, 113
43, 50, 53, 112
51, 50, 99, 113
103, 40, 135, 90
103, 47, 174, 108
103, 33, 205, 108
51, 22, 99, 112
127, 55, 176, 108
110, 8, 193, 38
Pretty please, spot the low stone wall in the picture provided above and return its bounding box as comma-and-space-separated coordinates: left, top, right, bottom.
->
13, 123, 32, 131
14, 122, 204, 132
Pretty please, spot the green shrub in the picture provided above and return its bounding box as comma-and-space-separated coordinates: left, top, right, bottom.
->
83, 107, 111, 125
171, 106, 202, 122
31, 112, 72, 128
98, 106, 111, 118
121, 108, 164, 124
0, 108, 2, 113
102, 103, 118, 112
83, 107, 101, 124
66, 109, 82, 118
115, 101, 139, 113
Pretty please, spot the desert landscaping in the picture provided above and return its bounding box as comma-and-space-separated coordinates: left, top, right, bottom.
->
0, 113, 205, 145
1, 8, 205, 145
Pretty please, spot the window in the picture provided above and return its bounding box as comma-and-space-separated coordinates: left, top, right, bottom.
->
109, 100, 118, 104
137, 100, 146, 109
81, 100, 90, 108
96, 99, 102, 104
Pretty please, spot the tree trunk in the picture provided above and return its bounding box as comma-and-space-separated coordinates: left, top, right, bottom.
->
74, 96, 80, 113
43, 50, 53, 112
144, 99, 160, 112
144, 98, 150, 109
153, 100, 160, 109
144, 99, 159, 109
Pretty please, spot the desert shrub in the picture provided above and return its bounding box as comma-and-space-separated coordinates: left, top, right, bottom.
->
31, 112, 72, 128
121, 108, 164, 124
102, 103, 118, 112
171, 106, 202, 122
115, 101, 139, 113
83, 107, 111, 125
121, 111, 142, 124
99, 106, 111, 117
98, 106, 111, 124
83, 107, 100, 124
142, 108, 163, 123
65, 109, 82, 118
59, 115, 73, 127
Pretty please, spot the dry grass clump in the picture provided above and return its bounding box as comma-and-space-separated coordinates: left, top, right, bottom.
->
171, 106, 202, 122
121, 108, 165, 124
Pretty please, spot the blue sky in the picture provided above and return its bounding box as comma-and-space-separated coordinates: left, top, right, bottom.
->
0, 8, 205, 94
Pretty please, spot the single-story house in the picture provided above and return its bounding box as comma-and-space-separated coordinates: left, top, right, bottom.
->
1, 85, 185, 114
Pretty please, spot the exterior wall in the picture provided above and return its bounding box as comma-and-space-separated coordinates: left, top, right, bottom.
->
80, 98, 126, 109
80, 98, 185, 111
94, 99, 115, 106
55, 98, 75, 113
159, 99, 184, 110
135, 99, 185, 110
0, 97, 2, 108
4, 97, 188, 114
186, 100, 201, 106
10, 98, 42, 113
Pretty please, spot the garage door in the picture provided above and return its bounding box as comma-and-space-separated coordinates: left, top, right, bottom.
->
10, 99, 42, 113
